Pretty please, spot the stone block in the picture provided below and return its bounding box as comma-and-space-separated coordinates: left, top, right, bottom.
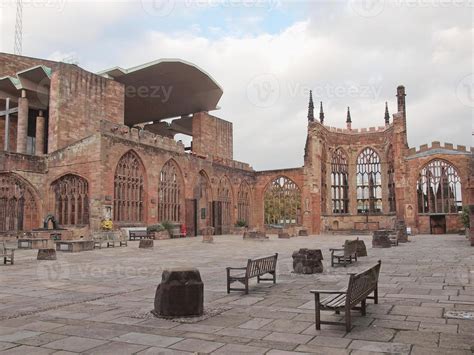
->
154, 268, 204, 317
202, 226, 214, 243
243, 230, 268, 240
37, 249, 57, 260
355, 239, 367, 257
139, 239, 154, 248
278, 232, 290, 239
292, 248, 323, 274
372, 230, 392, 248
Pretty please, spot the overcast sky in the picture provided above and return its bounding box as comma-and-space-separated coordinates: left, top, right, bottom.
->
0, 0, 472, 170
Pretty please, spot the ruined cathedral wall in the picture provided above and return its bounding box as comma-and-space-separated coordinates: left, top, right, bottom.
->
0, 52, 59, 77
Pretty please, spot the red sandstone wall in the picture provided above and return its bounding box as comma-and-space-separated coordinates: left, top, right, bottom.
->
48, 63, 124, 152
192, 112, 233, 160
0, 53, 59, 77
0, 117, 17, 152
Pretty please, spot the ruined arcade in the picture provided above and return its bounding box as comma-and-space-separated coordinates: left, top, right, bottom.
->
0, 52, 472, 237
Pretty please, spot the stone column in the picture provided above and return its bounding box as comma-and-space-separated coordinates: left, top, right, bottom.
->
4, 98, 11, 151
35, 111, 45, 155
16, 90, 28, 154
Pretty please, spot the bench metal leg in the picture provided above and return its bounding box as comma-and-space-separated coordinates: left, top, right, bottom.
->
245, 279, 249, 295
314, 293, 321, 330
374, 286, 378, 304
273, 271, 276, 284
345, 306, 351, 332
361, 300, 366, 316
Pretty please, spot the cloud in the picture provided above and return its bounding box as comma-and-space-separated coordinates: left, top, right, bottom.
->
0, 1, 471, 170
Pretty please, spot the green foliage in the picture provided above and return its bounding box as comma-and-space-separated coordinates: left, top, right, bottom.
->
460, 206, 470, 229
147, 224, 165, 233
235, 220, 248, 227
161, 221, 174, 233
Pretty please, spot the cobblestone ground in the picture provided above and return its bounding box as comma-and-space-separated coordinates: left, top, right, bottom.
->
0, 234, 473, 354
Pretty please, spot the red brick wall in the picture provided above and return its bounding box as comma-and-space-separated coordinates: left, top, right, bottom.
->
0, 53, 59, 77
48, 63, 124, 152
0, 117, 17, 152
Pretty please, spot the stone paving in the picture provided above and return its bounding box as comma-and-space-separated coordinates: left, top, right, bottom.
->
0, 233, 473, 354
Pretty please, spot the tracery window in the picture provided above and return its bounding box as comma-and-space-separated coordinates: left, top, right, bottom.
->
321, 145, 327, 214
331, 148, 349, 214
113, 151, 145, 223
0, 173, 38, 232
217, 177, 232, 229
51, 174, 89, 226
417, 160, 462, 214
356, 148, 382, 213
158, 160, 183, 223
237, 181, 251, 225
264, 176, 301, 226
387, 146, 396, 213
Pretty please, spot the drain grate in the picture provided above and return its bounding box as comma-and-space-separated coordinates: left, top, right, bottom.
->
444, 311, 474, 320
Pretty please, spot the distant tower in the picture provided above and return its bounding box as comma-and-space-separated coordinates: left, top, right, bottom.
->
346, 106, 352, 130
307, 90, 314, 122
396, 85, 406, 116
14, 0, 23, 55
319, 102, 324, 124
384, 101, 390, 126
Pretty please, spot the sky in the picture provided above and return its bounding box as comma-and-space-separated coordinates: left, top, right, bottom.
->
0, 0, 472, 170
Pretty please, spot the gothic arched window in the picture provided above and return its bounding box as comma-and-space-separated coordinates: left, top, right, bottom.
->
113, 151, 145, 223
51, 174, 89, 226
0, 173, 38, 232
387, 146, 396, 213
237, 181, 251, 225
158, 160, 183, 223
356, 148, 382, 213
264, 176, 301, 226
217, 176, 232, 230
331, 148, 349, 214
321, 145, 327, 214
417, 159, 462, 214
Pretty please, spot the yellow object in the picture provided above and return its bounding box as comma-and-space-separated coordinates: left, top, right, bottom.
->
101, 220, 113, 230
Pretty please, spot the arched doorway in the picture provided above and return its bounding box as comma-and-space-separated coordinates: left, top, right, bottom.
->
264, 176, 301, 227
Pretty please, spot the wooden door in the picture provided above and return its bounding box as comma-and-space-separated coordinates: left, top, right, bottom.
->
185, 199, 197, 237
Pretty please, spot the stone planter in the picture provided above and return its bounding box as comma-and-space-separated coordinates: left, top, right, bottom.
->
37, 249, 57, 260
139, 239, 154, 248
150, 231, 170, 240
355, 238, 367, 257
243, 230, 268, 240
292, 249, 323, 274
395, 220, 408, 243
154, 268, 204, 317
278, 232, 291, 239
372, 230, 392, 248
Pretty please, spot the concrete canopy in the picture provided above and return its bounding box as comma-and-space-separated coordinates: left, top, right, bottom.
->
99, 59, 223, 126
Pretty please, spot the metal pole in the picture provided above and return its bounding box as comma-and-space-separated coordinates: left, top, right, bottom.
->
4, 98, 10, 151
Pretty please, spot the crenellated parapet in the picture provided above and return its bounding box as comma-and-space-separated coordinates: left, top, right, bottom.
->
100, 120, 185, 154
407, 141, 472, 156
212, 156, 253, 172
309, 120, 391, 135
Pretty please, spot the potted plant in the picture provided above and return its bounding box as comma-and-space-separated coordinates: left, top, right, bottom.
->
234, 220, 248, 235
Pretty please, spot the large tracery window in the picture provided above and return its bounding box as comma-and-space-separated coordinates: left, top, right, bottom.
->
417, 159, 462, 214
237, 181, 251, 225
321, 145, 327, 214
264, 176, 301, 226
158, 160, 183, 223
331, 148, 349, 214
113, 151, 145, 223
356, 148, 382, 214
387, 146, 396, 213
0, 173, 38, 232
51, 174, 89, 226
217, 177, 232, 231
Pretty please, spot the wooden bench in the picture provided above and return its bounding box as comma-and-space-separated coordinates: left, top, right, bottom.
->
129, 231, 152, 240
310, 260, 382, 332
1, 242, 14, 265
226, 253, 278, 294
330, 239, 358, 267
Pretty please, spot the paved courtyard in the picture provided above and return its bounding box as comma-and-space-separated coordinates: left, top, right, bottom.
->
0, 234, 473, 354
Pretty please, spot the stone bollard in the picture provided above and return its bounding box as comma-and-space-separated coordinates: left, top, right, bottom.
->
139, 239, 154, 249
292, 249, 323, 274
37, 248, 57, 260
372, 230, 392, 248
395, 220, 409, 243
154, 268, 204, 317
202, 227, 215, 243
355, 238, 367, 257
